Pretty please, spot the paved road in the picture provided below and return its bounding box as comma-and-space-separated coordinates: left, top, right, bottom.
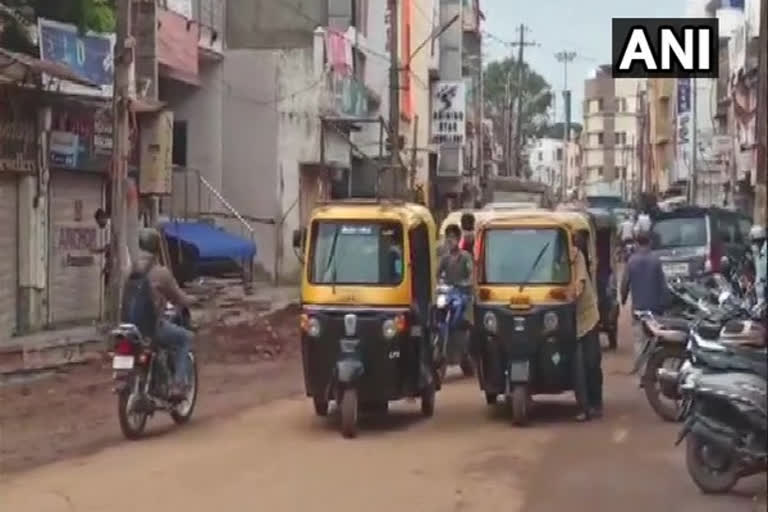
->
1, 347, 764, 512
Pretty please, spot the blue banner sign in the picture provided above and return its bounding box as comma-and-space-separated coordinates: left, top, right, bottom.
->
38, 18, 114, 97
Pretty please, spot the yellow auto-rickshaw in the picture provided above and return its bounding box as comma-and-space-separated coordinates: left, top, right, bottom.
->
472, 209, 596, 425
292, 200, 439, 438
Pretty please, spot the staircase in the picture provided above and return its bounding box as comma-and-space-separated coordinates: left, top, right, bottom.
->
159, 166, 276, 287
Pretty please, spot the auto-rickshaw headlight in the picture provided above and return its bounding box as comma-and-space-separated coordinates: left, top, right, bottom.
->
543, 311, 559, 332
382, 319, 397, 339
307, 317, 321, 338
483, 312, 498, 333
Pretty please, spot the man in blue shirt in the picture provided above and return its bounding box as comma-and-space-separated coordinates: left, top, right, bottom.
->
620, 229, 670, 364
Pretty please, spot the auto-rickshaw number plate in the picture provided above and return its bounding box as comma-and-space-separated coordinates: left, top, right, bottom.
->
508, 361, 530, 381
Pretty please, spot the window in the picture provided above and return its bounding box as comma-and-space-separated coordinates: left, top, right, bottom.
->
616, 98, 627, 112
597, 98, 604, 111
556, 148, 563, 161
615, 132, 626, 145
538, 151, 543, 162
652, 217, 707, 248
598, 166, 604, 176
172, 121, 187, 166
309, 222, 404, 285
714, 214, 739, 244
482, 228, 571, 284
596, 132, 604, 145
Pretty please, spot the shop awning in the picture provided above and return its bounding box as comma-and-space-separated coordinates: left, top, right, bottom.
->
0, 48, 98, 88
160, 221, 257, 263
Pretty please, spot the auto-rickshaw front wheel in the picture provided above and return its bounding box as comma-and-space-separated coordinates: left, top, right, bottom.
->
339, 389, 359, 438
508, 386, 530, 426
313, 397, 329, 417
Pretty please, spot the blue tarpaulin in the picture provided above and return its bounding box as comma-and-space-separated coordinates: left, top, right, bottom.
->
160, 221, 256, 262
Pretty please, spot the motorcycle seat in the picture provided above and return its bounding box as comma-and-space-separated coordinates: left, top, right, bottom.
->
720, 320, 767, 348
695, 372, 767, 413
656, 317, 690, 332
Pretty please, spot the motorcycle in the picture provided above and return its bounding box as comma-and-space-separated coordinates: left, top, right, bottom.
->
675, 369, 767, 494
655, 305, 767, 493
111, 302, 198, 439
432, 280, 474, 382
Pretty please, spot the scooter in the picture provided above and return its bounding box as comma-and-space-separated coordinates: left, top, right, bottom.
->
432, 280, 474, 383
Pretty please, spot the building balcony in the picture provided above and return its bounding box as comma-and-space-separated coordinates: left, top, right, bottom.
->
319, 71, 381, 119
192, 0, 224, 56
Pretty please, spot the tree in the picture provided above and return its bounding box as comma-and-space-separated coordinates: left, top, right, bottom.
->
1, 0, 116, 55
483, 57, 553, 149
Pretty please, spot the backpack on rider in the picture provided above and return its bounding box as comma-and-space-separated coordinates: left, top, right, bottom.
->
120, 265, 158, 339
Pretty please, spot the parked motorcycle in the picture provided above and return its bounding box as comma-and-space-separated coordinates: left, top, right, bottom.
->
432, 280, 474, 382
111, 302, 198, 439
654, 305, 767, 493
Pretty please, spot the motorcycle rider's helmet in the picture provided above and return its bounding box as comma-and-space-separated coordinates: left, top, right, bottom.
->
749, 225, 766, 243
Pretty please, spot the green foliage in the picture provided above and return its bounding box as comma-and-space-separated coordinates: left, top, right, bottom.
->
1, 0, 116, 55
483, 57, 553, 143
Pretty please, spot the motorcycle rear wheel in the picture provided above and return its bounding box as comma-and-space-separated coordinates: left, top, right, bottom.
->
118, 380, 148, 440
685, 435, 740, 494
643, 347, 683, 422
171, 353, 198, 425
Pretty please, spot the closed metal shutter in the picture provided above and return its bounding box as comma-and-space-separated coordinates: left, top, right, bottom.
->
0, 176, 19, 342
49, 172, 105, 324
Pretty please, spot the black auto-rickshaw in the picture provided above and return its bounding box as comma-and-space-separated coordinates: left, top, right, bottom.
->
472, 210, 596, 425
587, 208, 620, 350
292, 200, 439, 438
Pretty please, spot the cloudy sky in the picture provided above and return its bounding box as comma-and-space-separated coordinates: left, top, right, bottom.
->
481, 0, 685, 121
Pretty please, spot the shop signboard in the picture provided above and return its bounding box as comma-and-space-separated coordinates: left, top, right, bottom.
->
38, 18, 115, 97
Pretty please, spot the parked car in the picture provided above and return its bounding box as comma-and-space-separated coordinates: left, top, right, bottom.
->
650, 206, 752, 278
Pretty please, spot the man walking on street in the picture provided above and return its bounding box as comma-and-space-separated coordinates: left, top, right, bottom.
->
572, 232, 602, 420
620, 229, 669, 370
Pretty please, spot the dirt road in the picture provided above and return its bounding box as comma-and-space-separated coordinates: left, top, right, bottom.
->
1, 346, 764, 512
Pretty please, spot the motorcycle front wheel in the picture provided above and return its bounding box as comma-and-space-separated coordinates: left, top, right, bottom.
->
118, 376, 148, 440
643, 347, 683, 422
685, 434, 740, 494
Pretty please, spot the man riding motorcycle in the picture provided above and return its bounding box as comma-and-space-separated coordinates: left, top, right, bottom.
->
437, 224, 473, 326
136, 230, 195, 398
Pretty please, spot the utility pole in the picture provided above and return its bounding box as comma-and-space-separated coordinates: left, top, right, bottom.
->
388, 0, 400, 177
107, 0, 133, 322
555, 50, 576, 199
755, 0, 767, 222
690, 78, 698, 205
509, 25, 537, 177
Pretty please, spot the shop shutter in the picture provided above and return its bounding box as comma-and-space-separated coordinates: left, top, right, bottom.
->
0, 176, 19, 341
49, 173, 105, 324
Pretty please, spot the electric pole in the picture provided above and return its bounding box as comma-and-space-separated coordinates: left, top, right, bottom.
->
509, 24, 537, 177
555, 50, 576, 199
690, 78, 698, 205
755, 0, 767, 222
107, 0, 133, 322
388, 0, 400, 175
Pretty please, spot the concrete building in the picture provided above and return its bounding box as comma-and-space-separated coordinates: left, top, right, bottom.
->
565, 135, 583, 194
434, 0, 482, 214
581, 65, 643, 200
647, 78, 676, 193
224, 0, 386, 282
528, 138, 564, 190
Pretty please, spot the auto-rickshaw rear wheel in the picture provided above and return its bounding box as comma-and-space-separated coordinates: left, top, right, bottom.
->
460, 354, 475, 376
485, 392, 498, 405
508, 385, 530, 426
313, 397, 329, 417
339, 389, 359, 438
420, 382, 436, 417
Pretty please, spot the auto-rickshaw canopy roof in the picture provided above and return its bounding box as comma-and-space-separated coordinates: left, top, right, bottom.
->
310, 200, 436, 231
476, 209, 589, 231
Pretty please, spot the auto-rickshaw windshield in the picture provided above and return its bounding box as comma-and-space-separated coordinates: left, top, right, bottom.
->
309, 221, 404, 285
482, 228, 571, 284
